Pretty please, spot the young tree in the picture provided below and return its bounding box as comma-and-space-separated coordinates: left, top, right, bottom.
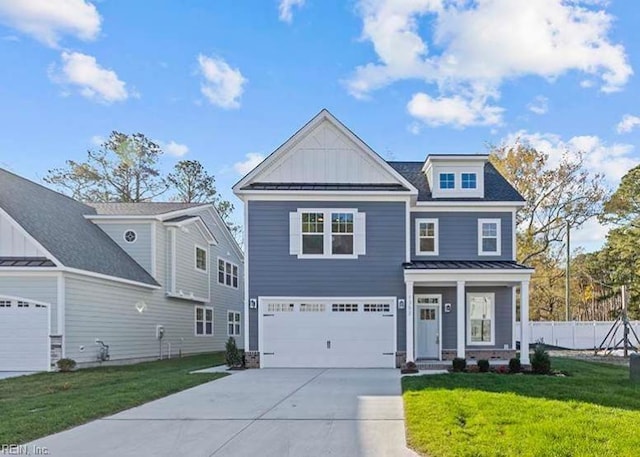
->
45, 132, 167, 202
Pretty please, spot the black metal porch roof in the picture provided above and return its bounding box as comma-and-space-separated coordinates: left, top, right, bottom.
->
403, 260, 531, 270
0, 257, 57, 267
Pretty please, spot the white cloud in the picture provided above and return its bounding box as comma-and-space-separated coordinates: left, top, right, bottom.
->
50, 51, 129, 103
616, 114, 640, 134
0, 0, 101, 47
279, 0, 305, 23
527, 95, 548, 115
234, 153, 264, 175
502, 130, 638, 184
347, 0, 632, 127
197, 54, 247, 109
162, 141, 189, 157
571, 216, 611, 252
90, 135, 104, 146
407, 92, 504, 127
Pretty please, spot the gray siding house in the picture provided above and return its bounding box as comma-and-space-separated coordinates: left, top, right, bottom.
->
233, 110, 533, 368
0, 171, 243, 371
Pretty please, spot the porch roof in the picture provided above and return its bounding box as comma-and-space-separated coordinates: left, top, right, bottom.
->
403, 260, 530, 270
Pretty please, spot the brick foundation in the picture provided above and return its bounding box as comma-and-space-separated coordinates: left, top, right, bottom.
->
442, 349, 516, 361
395, 351, 406, 368
245, 351, 260, 368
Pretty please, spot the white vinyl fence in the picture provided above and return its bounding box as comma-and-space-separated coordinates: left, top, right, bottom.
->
516, 321, 640, 349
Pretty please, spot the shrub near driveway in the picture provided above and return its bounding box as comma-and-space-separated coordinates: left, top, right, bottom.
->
0, 352, 226, 445
402, 358, 640, 457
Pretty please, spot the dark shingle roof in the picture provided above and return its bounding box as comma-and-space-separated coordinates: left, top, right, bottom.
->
387, 161, 524, 202
241, 183, 409, 191
0, 169, 159, 286
404, 260, 531, 270
89, 202, 205, 216
0, 257, 56, 267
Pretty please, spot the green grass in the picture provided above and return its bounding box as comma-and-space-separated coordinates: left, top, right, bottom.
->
402, 358, 640, 457
0, 353, 226, 445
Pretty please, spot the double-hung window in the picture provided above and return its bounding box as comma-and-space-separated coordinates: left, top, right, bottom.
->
467, 293, 495, 345
195, 246, 208, 272
227, 311, 241, 336
461, 173, 477, 189
195, 306, 213, 336
294, 209, 364, 258
439, 173, 455, 189
415, 218, 438, 255
218, 258, 239, 288
478, 219, 501, 255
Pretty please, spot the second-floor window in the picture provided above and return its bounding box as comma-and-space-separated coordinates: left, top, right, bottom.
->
461, 173, 477, 189
293, 209, 365, 259
218, 259, 239, 288
195, 246, 207, 272
439, 173, 455, 189
416, 218, 438, 255
478, 219, 501, 255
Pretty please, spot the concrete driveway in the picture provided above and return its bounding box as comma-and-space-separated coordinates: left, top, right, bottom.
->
30, 368, 417, 457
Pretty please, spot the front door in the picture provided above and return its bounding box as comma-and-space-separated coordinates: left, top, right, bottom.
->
415, 295, 441, 359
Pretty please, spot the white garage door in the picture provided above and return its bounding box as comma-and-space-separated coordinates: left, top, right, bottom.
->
0, 298, 50, 371
260, 297, 396, 368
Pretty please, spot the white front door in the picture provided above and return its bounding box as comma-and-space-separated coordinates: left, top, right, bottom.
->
260, 298, 396, 368
415, 295, 441, 360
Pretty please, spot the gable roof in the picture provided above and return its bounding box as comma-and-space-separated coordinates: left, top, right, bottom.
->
89, 202, 206, 216
0, 168, 159, 286
388, 161, 525, 202
233, 109, 417, 195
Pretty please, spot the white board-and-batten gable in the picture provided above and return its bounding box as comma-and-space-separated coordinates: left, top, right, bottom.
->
233, 109, 417, 193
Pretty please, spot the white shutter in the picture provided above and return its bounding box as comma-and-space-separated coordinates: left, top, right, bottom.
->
355, 212, 366, 256
289, 211, 301, 255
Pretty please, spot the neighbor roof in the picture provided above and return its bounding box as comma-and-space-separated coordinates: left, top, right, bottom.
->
0, 168, 159, 286
89, 202, 206, 216
388, 161, 525, 202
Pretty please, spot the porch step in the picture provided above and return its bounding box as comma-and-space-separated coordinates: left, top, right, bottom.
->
416, 362, 450, 371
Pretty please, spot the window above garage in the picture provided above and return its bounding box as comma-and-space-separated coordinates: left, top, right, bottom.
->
289, 208, 366, 259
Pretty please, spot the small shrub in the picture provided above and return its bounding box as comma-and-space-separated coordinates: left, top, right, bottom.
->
466, 364, 480, 373
494, 365, 509, 374
531, 344, 551, 374
508, 357, 522, 374
401, 361, 419, 374
477, 359, 490, 372
225, 337, 242, 368
452, 357, 466, 372
56, 358, 76, 372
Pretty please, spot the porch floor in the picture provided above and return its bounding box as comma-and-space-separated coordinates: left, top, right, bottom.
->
415, 358, 509, 371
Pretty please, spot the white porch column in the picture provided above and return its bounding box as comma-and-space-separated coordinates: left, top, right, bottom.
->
520, 280, 530, 365
406, 280, 414, 362
456, 280, 465, 359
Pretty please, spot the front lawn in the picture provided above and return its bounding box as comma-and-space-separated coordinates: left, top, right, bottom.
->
403, 358, 640, 457
0, 352, 226, 445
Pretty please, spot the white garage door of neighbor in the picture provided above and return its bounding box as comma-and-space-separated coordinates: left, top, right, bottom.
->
260, 298, 396, 368
0, 299, 50, 371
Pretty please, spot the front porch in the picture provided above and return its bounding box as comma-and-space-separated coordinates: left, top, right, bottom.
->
403, 260, 534, 366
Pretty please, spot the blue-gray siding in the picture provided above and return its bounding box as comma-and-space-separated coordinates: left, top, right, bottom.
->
96, 222, 153, 272
248, 200, 407, 351
411, 212, 513, 260
414, 285, 513, 350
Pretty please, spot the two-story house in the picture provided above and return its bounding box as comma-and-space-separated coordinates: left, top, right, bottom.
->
233, 109, 533, 369
0, 168, 243, 372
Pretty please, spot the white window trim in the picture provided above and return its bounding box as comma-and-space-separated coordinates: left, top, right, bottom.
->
195, 305, 214, 337
478, 218, 501, 256
194, 244, 208, 273
438, 172, 455, 190
415, 218, 439, 256
227, 310, 241, 336
466, 292, 495, 346
123, 229, 137, 244
298, 208, 358, 259
461, 172, 477, 189
217, 256, 239, 289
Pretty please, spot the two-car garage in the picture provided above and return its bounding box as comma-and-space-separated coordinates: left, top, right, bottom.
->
259, 297, 396, 368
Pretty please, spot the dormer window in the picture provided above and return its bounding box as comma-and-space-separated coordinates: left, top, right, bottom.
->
462, 173, 477, 189
439, 173, 455, 189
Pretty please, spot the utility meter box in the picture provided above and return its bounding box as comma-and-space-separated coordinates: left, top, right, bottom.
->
156, 325, 165, 340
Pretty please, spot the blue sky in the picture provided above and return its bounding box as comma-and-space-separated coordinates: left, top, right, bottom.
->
0, 0, 639, 251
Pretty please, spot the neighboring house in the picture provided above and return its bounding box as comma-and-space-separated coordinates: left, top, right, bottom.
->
233, 109, 533, 369
0, 169, 244, 371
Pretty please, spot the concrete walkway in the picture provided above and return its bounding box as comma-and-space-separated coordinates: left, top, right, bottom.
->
29, 368, 417, 457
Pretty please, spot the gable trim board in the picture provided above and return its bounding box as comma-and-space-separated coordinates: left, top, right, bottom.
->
233, 109, 418, 196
